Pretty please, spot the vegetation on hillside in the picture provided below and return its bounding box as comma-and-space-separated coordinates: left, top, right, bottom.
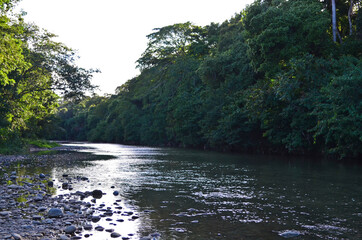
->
1, 0, 361, 159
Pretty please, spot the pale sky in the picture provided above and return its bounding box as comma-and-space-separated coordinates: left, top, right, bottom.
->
16, 0, 254, 95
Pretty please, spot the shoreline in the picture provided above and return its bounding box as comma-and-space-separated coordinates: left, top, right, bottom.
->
0, 145, 145, 240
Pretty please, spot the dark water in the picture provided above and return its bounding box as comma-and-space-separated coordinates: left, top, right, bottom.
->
5, 143, 362, 239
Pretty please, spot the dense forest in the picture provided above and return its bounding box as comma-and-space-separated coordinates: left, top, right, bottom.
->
0, 0, 97, 152
1, 0, 361, 159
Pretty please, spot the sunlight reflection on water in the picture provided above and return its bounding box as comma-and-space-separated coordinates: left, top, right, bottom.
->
38, 143, 362, 239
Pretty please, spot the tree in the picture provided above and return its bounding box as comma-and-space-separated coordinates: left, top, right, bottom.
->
1, 1, 98, 144
136, 22, 208, 70
243, 0, 331, 77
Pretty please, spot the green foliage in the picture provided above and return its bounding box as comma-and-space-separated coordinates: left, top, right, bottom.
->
313, 56, 362, 158
53, 0, 361, 160
243, 0, 332, 77
0, 1, 97, 151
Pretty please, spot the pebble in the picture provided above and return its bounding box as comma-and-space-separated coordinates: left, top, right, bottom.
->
64, 225, 77, 234
95, 226, 105, 231
111, 232, 121, 238
48, 208, 64, 218
92, 190, 103, 199
0, 146, 144, 240
11, 233, 23, 240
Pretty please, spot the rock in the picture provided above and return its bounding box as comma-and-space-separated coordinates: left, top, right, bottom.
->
62, 182, 69, 190
39, 173, 46, 179
59, 235, 70, 240
44, 219, 54, 224
151, 232, 161, 238
0, 211, 11, 216
34, 194, 44, 201
113, 191, 119, 196
71, 236, 82, 240
92, 190, 103, 199
47, 181, 54, 187
47, 208, 64, 218
38, 206, 47, 212
32, 215, 42, 221
111, 232, 121, 238
83, 224, 92, 230
106, 228, 114, 232
11, 233, 23, 240
91, 215, 101, 222
95, 225, 104, 231
64, 225, 77, 234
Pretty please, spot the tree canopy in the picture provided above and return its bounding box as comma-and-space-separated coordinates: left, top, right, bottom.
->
0, 0, 97, 147
2, 0, 361, 159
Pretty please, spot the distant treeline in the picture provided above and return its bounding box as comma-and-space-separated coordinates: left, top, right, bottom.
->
3, 0, 360, 159
52, 0, 362, 159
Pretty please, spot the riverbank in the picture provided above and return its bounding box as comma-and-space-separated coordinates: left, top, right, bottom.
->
0, 145, 151, 240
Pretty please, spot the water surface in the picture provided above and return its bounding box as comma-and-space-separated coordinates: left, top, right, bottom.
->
7, 143, 362, 239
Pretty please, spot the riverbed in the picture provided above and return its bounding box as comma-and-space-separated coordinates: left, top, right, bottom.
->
1, 142, 362, 239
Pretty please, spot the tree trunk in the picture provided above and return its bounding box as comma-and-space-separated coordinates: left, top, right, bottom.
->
332, 0, 337, 42
348, 0, 354, 36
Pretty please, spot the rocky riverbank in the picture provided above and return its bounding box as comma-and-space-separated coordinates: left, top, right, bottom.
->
0, 145, 156, 240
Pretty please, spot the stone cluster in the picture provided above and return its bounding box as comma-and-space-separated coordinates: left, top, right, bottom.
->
0, 151, 159, 240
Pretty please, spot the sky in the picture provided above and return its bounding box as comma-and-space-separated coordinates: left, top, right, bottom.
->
16, 0, 254, 95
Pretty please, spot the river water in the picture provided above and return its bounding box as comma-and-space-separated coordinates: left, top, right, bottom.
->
11, 143, 362, 239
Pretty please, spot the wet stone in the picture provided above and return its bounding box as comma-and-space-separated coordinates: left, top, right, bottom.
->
95, 226, 104, 231
83, 224, 92, 230
91, 215, 101, 223
111, 232, 121, 238
92, 190, 103, 199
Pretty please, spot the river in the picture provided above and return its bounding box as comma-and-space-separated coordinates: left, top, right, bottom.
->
9, 143, 362, 239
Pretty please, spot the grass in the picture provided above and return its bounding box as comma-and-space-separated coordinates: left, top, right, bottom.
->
0, 138, 60, 155
24, 139, 61, 149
